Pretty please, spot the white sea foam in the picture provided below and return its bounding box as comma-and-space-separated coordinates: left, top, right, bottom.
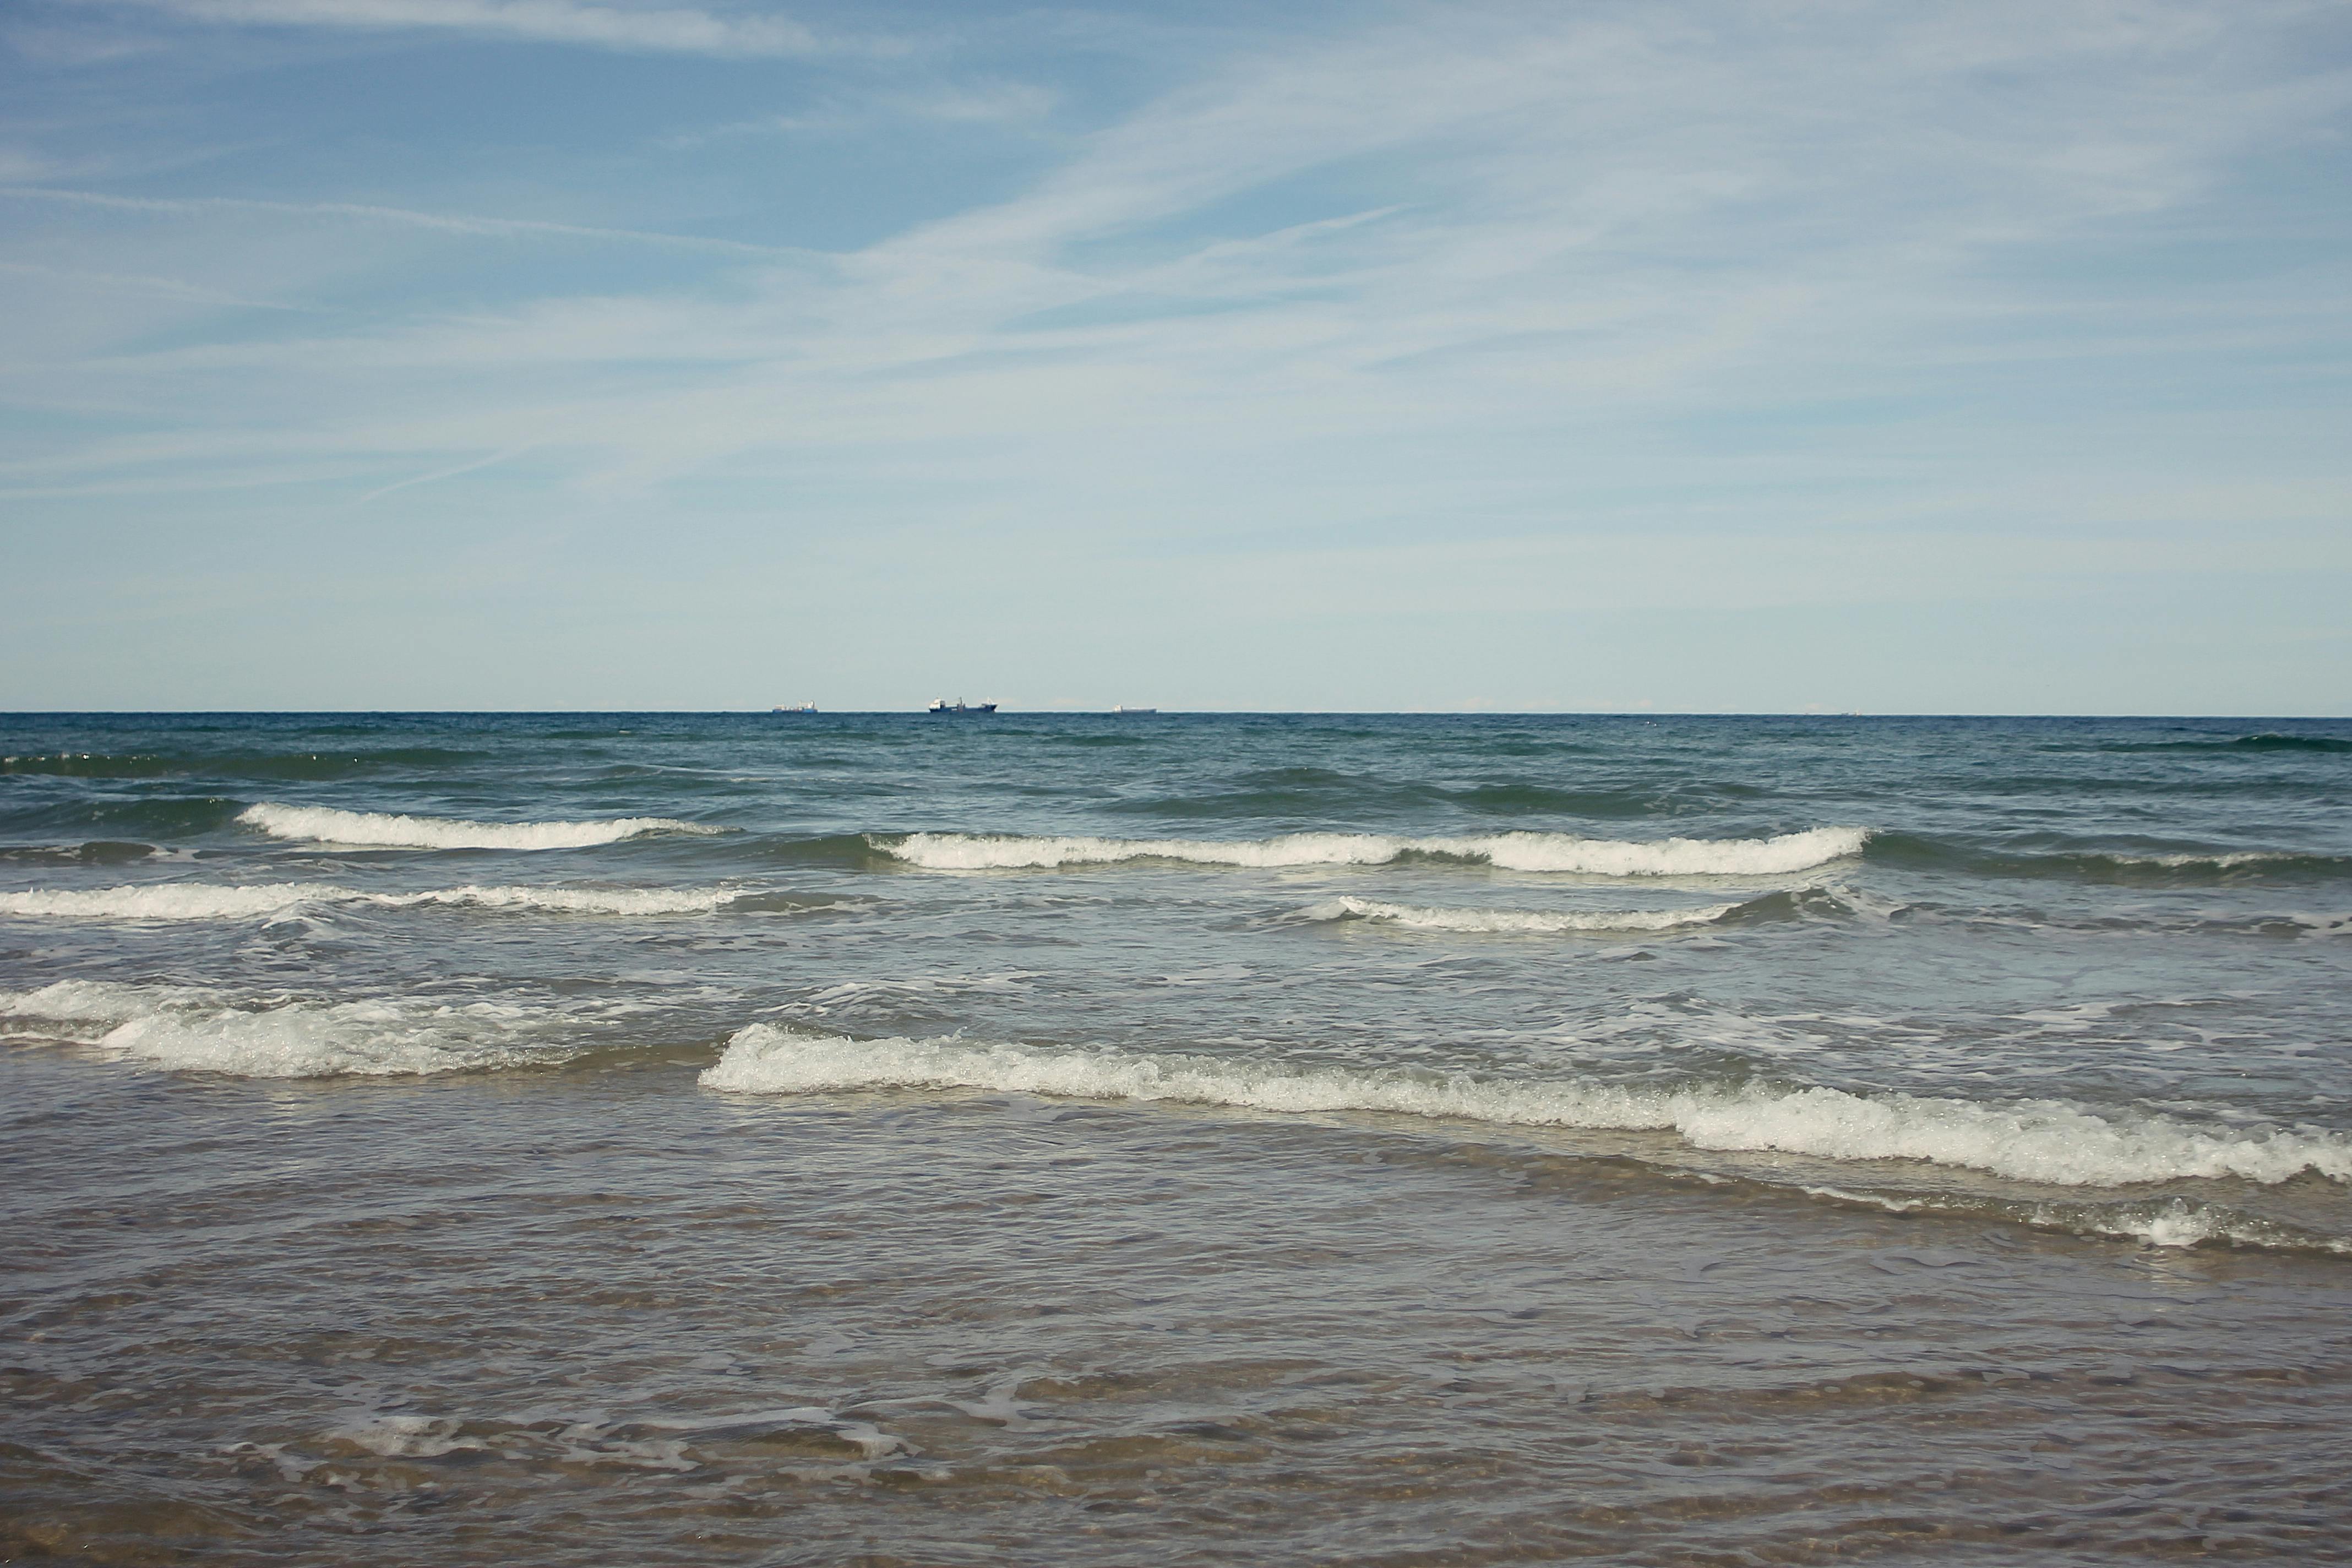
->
3, 978, 217, 1026
322, 1413, 700, 1470
2086, 1202, 2243, 1250
0, 882, 747, 920
1289, 896, 1740, 933
239, 803, 721, 851
703, 1026, 2352, 1189
1, 979, 590, 1076
334, 1415, 488, 1460
1, 884, 330, 920
883, 826, 1868, 876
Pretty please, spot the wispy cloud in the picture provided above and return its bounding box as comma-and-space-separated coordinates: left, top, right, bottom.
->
0, 146, 69, 183
0, 184, 804, 255
666, 79, 1057, 146
3, 21, 171, 66
0, 257, 318, 311
72, 0, 827, 57
7, 0, 2350, 536
349, 444, 530, 506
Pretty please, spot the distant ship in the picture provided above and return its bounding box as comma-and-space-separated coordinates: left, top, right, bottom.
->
1111, 705, 1157, 715
772, 703, 818, 714
927, 698, 998, 714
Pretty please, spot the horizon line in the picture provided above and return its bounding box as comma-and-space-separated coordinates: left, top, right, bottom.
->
4, 709, 2349, 721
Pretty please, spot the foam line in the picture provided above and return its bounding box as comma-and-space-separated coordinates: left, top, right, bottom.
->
882, 826, 1868, 875
702, 1026, 2352, 1189
238, 802, 720, 850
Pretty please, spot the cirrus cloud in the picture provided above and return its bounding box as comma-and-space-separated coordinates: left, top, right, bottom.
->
67, 0, 829, 57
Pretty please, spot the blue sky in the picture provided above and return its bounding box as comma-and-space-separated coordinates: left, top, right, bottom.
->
2, 0, 2348, 712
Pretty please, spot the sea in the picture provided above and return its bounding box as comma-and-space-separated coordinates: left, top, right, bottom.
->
4, 711, 2349, 1565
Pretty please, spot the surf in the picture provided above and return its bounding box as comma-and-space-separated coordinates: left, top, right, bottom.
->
702, 1026, 2352, 1190
879, 825, 1869, 875
237, 803, 722, 851
0, 979, 614, 1077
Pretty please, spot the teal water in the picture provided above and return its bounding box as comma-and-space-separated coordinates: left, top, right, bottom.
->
5, 712, 2350, 1562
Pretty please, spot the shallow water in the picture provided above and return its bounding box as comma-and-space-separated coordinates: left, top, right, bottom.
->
4, 711, 2349, 1561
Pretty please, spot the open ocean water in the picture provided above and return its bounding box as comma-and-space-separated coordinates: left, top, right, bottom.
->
3, 711, 2349, 1565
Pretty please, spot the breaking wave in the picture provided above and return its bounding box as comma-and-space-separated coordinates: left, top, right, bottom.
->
0, 882, 759, 921
880, 826, 1868, 876
702, 1027, 2352, 1190
1, 980, 603, 1077
238, 803, 721, 851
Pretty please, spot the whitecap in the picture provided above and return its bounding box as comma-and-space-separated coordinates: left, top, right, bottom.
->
238, 802, 720, 851
701, 1026, 2352, 1189
1, 979, 594, 1077
882, 825, 1868, 876
332, 1415, 487, 1460
1, 884, 345, 921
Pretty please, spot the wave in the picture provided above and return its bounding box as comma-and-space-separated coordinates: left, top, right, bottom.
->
0, 797, 249, 841
238, 803, 722, 851
739, 832, 899, 869
1289, 896, 1740, 933
0, 980, 599, 1077
1920, 905, 2352, 941
1284, 887, 1857, 932
703, 1028, 2351, 1190
879, 826, 1868, 876
1798, 1186, 2350, 1255
0, 882, 774, 921
1865, 832, 2350, 884
0, 840, 169, 865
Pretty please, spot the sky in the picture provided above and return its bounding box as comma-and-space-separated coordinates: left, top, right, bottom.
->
1, 0, 2348, 714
